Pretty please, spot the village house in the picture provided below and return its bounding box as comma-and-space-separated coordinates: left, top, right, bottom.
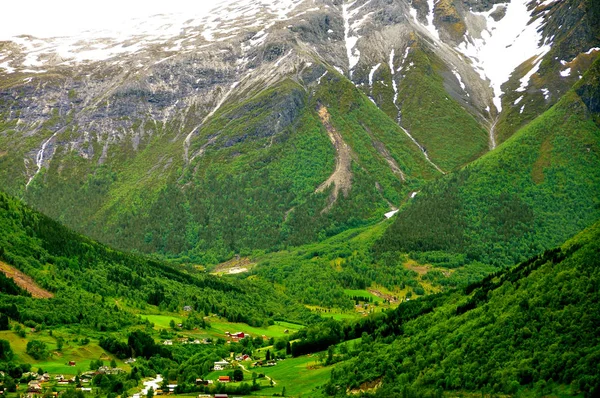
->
27, 381, 42, 393
183, 305, 193, 311
124, 358, 136, 364
225, 331, 247, 341
166, 384, 177, 393
68, 361, 76, 366
218, 376, 230, 383
162, 340, 173, 346
213, 360, 230, 370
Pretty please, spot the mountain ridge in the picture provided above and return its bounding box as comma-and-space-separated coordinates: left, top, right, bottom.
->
0, 0, 599, 260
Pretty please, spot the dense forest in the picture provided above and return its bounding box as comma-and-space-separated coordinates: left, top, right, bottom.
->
376, 58, 600, 267
0, 190, 316, 330
325, 221, 600, 397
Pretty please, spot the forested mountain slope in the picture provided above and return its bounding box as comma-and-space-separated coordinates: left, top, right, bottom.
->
377, 57, 600, 267
0, 190, 313, 330
1, 0, 597, 261
327, 221, 600, 397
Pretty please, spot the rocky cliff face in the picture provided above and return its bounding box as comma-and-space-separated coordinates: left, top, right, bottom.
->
0, 0, 598, 259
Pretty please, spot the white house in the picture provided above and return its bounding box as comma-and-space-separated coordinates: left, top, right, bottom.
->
213, 360, 229, 371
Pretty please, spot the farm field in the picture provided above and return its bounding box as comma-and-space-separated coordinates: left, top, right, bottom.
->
343, 289, 384, 303
0, 329, 127, 375
248, 355, 333, 397
204, 319, 302, 340
141, 313, 302, 340
142, 314, 183, 329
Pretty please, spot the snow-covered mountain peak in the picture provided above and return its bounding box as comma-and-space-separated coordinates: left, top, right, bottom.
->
0, 0, 311, 71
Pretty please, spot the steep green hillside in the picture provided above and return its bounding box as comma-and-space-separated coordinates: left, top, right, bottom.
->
0, 190, 313, 329
251, 216, 495, 312
356, 37, 490, 172
16, 71, 438, 263
327, 221, 600, 396
393, 40, 490, 171
376, 57, 600, 267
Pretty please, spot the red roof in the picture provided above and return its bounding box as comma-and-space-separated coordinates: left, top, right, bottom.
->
218, 376, 230, 382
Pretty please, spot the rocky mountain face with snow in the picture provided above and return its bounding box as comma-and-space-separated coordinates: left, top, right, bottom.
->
0, 0, 598, 259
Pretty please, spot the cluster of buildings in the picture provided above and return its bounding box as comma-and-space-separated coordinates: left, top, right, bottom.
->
22, 365, 124, 397
224, 331, 247, 342
162, 338, 210, 346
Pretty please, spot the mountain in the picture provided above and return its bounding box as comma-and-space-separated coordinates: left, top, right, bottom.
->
326, 219, 600, 397
1, 0, 598, 261
376, 55, 600, 267
0, 190, 314, 329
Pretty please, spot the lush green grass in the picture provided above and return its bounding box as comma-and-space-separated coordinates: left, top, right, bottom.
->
143, 314, 183, 330
140, 315, 304, 343
206, 319, 302, 339
343, 289, 384, 303
248, 355, 333, 397
0, 329, 125, 376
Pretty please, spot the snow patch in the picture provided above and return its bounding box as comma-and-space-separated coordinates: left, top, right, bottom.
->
369, 63, 381, 86
388, 49, 395, 73
452, 69, 466, 91
389, 49, 399, 105
342, 1, 361, 73
401, 46, 410, 65
0, 61, 15, 73
316, 70, 328, 85
516, 56, 544, 93
425, 0, 441, 40
541, 88, 550, 100
384, 209, 399, 219
457, 0, 551, 112
274, 49, 293, 67
560, 67, 571, 77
